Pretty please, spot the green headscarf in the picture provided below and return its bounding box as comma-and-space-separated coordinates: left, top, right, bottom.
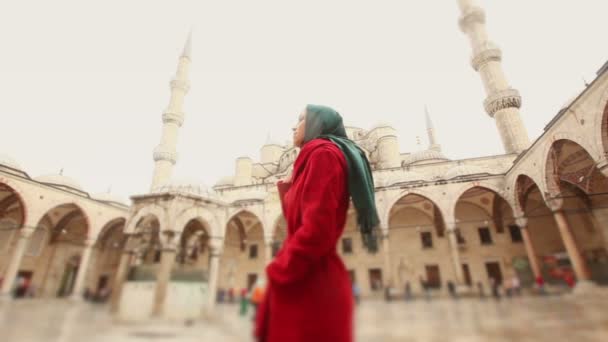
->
304, 104, 380, 253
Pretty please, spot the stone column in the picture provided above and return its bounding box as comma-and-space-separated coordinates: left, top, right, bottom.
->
151, 247, 177, 317
381, 230, 392, 285
552, 209, 592, 281
70, 238, 95, 300
515, 217, 541, 280
109, 249, 134, 314
206, 247, 222, 312
0, 227, 34, 298
446, 226, 465, 285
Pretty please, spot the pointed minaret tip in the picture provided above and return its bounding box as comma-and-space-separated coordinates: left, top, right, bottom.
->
424, 105, 434, 130
425, 106, 441, 152
181, 30, 192, 59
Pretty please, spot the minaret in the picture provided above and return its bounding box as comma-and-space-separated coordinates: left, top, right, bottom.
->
457, 0, 530, 154
150, 32, 192, 190
425, 106, 441, 152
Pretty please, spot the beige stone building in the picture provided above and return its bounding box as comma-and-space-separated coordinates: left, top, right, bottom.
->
1, 0, 608, 319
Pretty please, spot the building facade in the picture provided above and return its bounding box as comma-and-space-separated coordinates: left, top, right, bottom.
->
1, 0, 608, 319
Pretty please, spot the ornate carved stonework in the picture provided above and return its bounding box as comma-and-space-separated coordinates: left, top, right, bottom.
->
153, 146, 178, 164
162, 111, 185, 126
484, 89, 522, 117
471, 45, 502, 71
459, 7, 485, 32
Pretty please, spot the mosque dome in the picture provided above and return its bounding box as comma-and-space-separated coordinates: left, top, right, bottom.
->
0, 154, 25, 174
152, 179, 217, 199
402, 149, 449, 166
93, 193, 128, 206
444, 164, 489, 180
35, 174, 85, 192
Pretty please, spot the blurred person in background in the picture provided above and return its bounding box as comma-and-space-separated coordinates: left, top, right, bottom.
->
251, 278, 266, 321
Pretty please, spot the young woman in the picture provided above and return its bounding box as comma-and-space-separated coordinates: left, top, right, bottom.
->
255, 104, 380, 342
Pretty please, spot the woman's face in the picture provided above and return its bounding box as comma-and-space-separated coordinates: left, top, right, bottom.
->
292, 110, 306, 147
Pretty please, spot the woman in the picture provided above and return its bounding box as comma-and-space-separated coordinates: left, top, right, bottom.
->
255, 104, 380, 342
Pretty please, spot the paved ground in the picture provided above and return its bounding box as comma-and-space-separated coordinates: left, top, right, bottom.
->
1, 293, 608, 341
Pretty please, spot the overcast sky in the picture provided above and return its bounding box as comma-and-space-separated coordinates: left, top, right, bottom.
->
1, 0, 606, 200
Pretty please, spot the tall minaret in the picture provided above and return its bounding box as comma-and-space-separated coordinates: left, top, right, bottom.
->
150, 32, 192, 190
457, 0, 529, 154
425, 106, 441, 152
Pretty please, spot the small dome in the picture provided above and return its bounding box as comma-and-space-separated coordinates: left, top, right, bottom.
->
0, 154, 24, 172
215, 176, 234, 187
402, 149, 449, 166
93, 193, 128, 205
152, 179, 216, 199
444, 164, 489, 180
35, 174, 85, 192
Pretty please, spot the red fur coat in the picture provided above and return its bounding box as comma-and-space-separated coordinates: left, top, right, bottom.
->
255, 138, 354, 342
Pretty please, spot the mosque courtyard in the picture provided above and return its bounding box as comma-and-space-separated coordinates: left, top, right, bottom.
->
1, 293, 607, 342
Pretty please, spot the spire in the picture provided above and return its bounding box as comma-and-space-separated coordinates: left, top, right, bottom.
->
181, 30, 192, 59
150, 34, 192, 191
425, 106, 441, 152
425, 105, 434, 130
456, 0, 529, 154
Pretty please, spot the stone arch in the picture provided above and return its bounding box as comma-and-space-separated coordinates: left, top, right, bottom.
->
387, 191, 446, 237
27, 202, 92, 297
384, 188, 445, 230
514, 174, 544, 214
220, 208, 267, 291
542, 135, 599, 197
225, 208, 265, 237
449, 182, 513, 219
125, 204, 168, 234
269, 213, 287, 258
594, 87, 608, 156
0, 179, 28, 227
95, 217, 127, 242
89, 217, 128, 293
174, 207, 221, 238
453, 186, 516, 234
544, 138, 605, 200
35, 202, 92, 239
175, 214, 213, 267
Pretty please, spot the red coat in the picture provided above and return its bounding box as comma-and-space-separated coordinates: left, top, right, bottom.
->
255, 138, 353, 342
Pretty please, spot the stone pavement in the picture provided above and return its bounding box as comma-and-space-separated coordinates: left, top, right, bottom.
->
1, 293, 608, 341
